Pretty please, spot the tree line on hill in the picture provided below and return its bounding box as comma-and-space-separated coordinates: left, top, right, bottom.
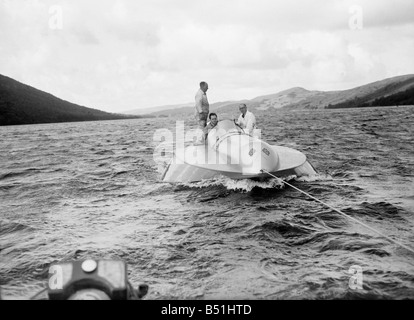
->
326, 84, 414, 109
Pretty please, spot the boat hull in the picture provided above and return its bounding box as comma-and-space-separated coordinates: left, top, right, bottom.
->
162, 145, 316, 183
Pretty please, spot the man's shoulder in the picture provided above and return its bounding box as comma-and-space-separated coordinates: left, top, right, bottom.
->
248, 110, 256, 118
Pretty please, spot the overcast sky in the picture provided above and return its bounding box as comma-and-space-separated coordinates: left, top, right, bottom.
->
1, 0, 413, 112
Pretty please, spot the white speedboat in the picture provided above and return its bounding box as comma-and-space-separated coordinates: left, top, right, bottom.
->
161, 119, 316, 183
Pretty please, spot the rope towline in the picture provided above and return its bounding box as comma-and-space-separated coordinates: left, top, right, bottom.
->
260, 169, 414, 255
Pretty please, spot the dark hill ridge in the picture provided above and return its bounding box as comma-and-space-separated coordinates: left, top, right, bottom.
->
325, 76, 414, 109
0, 74, 144, 126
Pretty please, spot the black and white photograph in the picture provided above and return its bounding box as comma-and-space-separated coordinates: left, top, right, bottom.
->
0, 0, 413, 305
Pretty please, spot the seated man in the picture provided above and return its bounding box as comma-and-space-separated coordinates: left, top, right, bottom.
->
236, 104, 256, 134
203, 113, 218, 141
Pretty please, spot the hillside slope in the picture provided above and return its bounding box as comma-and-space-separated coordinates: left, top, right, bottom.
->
0, 74, 142, 126
286, 74, 414, 110
141, 74, 414, 116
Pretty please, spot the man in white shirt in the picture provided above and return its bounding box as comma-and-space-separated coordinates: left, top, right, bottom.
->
236, 104, 256, 134
194, 82, 210, 129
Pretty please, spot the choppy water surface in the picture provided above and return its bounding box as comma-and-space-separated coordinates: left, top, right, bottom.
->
0, 106, 413, 299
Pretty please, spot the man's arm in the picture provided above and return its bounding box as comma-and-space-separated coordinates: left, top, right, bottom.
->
245, 113, 256, 133
195, 91, 203, 113
236, 114, 243, 126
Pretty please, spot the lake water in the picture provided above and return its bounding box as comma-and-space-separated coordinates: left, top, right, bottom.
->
0, 106, 413, 299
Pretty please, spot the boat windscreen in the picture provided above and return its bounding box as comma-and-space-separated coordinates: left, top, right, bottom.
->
213, 119, 244, 138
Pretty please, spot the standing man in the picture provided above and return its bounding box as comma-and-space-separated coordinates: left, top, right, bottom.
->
236, 103, 257, 134
195, 82, 210, 129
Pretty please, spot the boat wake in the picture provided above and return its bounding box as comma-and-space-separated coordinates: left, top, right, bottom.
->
178, 172, 332, 193
178, 175, 284, 192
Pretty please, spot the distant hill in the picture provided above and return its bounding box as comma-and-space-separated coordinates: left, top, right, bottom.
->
235, 74, 414, 111
121, 102, 195, 115
135, 74, 414, 116
0, 74, 145, 126
247, 74, 414, 110
370, 86, 414, 107
145, 100, 239, 118
324, 76, 414, 109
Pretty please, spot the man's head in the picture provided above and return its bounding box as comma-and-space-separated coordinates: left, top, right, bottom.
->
200, 82, 209, 93
239, 104, 247, 116
209, 113, 218, 126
